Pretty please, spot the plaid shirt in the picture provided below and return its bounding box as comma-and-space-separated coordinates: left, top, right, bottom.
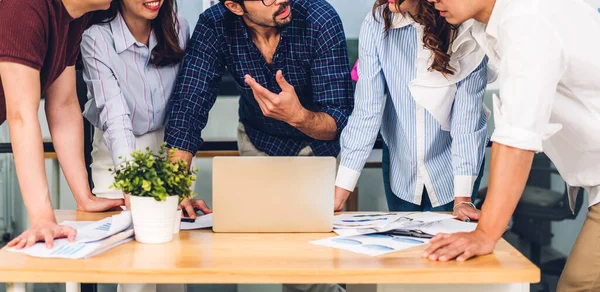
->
165, 0, 354, 156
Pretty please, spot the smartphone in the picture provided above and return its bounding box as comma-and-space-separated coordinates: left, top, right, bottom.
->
181, 218, 195, 223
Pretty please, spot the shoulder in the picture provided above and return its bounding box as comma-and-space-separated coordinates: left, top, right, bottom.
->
81, 22, 115, 54
0, 0, 50, 26
296, 0, 342, 27
197, 3, 229, 29
82, 21, 113, 42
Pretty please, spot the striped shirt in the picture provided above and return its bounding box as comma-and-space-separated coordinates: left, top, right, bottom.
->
335, 12, 489, 207
164, 0, 354, 156
81, 13, 190, 165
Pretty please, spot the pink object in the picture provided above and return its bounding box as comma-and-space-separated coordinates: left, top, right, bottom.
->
351, 60, 359, 82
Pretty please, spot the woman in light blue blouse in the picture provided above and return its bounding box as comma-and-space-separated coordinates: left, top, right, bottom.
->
81, 0, 212, 216
334, 0, 490, 220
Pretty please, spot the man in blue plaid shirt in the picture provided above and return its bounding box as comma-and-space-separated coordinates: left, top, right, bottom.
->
165, 0, 354, 169
165, 1, 351, 291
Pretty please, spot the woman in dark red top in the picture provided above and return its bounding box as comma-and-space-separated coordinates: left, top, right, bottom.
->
0, 0, 123, 249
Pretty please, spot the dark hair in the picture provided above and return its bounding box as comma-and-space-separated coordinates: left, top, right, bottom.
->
88, 0, 184, 67
219, 0, 246, 11
373, 0, 458, 75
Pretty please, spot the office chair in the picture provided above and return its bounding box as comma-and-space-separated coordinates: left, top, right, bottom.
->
476, 153, 585, 292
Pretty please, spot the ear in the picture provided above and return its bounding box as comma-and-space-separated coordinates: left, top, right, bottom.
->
224, 1, 245, 16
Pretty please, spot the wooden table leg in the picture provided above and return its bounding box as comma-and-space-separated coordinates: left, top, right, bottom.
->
66, 282, 81, 292
80, 283, 97, 292
6, 283, 26, 292
347, 283, 530, 292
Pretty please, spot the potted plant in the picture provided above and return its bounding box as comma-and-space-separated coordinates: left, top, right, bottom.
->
110, 142, 196, 244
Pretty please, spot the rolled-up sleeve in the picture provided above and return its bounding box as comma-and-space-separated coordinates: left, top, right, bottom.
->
490, 15, 566, 153
311, 13, 354, 137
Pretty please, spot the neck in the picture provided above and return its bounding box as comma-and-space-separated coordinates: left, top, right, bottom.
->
62, 0, 92, 19
474, 0, 496, 24
122, 12, 152, 46
244, 17, 280, 42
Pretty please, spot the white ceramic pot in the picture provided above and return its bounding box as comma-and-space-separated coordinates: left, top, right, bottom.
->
173, 209, 182, 234
129, 195, 179, 244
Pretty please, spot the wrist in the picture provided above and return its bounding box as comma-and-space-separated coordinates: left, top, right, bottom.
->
475, 224, 504, 242
289, 108, 311, 128
30, 209, 57, 225
454, 197, 472, 204
74, 191, 96, 209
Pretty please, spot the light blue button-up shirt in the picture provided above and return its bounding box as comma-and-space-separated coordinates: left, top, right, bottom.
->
81, 12, 189, 165
336, 12, 489, 207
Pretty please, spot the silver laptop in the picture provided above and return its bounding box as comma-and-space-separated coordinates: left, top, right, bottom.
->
212, 156, 335, 233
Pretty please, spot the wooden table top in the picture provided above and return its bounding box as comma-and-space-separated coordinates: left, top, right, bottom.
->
0, 211, 540, 284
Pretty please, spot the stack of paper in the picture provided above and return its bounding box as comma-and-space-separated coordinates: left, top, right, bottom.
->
7, 212, 135, 259
312, 212, 478, 256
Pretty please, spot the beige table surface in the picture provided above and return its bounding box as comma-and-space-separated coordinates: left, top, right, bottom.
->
0, 210, 540, 285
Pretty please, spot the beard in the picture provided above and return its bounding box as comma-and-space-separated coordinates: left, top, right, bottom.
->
272, 2, 292, 28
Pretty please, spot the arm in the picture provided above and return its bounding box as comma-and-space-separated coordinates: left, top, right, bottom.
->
164, 17, 222, 219
290, 106, 338, 141
308, 12, 354, 141
45, 66, 124, 211
165, 15, 224, 158
449, 59, 489, 220
423, 15, 566, 261
0, 62, 77, 248
245, 11, 354, 141
244, 70, 339, 141
334, 15, 386, 210
80, 30, 136, 166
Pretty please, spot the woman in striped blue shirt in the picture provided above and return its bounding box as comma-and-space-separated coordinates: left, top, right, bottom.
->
334, 0, 490, 221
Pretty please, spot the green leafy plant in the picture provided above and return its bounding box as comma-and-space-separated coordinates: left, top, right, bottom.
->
110, 142, 197, 203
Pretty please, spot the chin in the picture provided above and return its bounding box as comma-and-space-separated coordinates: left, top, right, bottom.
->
275, 17, 292, 28
445, 17, 462, 25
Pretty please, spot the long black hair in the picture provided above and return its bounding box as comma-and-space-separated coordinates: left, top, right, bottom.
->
87, 0, 184, 67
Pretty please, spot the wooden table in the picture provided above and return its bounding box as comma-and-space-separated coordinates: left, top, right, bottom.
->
0, 211, 539, 292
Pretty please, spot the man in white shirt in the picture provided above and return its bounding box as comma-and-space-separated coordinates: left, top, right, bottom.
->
424, 0, 600, 290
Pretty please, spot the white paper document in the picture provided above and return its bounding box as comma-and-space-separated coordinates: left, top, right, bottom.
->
7, 212, 134, 259
180, 214, 213, 230
312, 234, 428, 256
390, 219, 478, 238
333, 212, 455, 237
314, 212, 478, 256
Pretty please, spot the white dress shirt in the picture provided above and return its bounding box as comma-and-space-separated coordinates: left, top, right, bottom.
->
336, 12, 489, 207
81, 13, 190, 165
472, 0, 600, 208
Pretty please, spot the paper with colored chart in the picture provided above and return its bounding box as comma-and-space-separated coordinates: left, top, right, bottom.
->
6, 213, 134, 259
333, 212, 456, 237
311, 233, 429, 256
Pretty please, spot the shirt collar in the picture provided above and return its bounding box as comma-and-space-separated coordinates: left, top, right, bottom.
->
390, 12, 416, 29
485, 0, 510, 39
110, 13, 157, 53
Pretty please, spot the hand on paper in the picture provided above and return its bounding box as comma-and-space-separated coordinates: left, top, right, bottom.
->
422, 229, 497, 262
334, 186, 351, 211
452, 198, 481, 222
7, 221, 76, 249
180, 198, 212, 219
